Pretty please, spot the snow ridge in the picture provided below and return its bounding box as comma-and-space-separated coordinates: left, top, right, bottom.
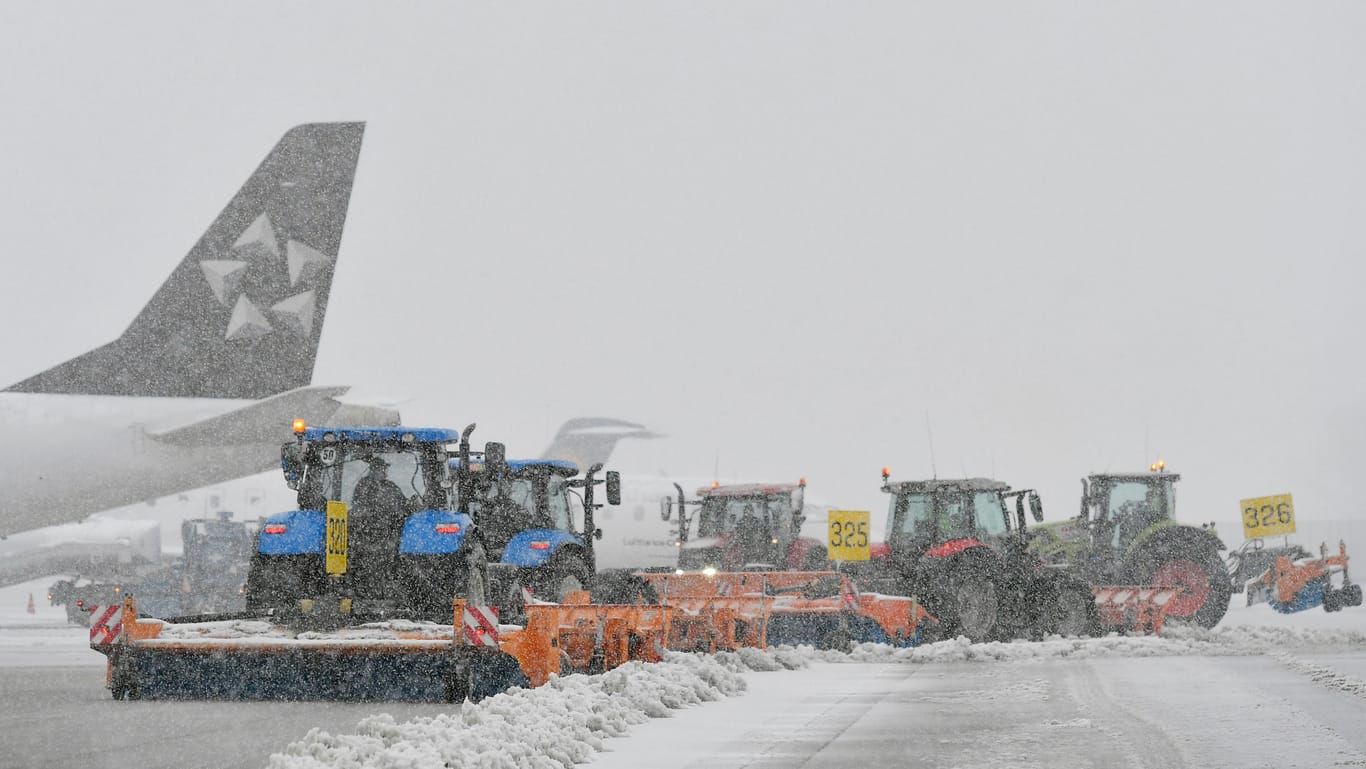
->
1274, 653, 1366, 700
267, 650, 805, 769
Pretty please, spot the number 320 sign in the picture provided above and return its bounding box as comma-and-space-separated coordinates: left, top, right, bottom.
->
1239, 493, 1295, 539
828, 510, 871, 561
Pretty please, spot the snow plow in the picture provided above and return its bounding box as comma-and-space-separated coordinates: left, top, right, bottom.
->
91, 592, 677, 701
1245, 540, 1363, 614
641, 570, 937, 651
660, 479, 831, 573
90, 422, 671, 701
876, 472, 1180, 640
1029, 464, 1232, 628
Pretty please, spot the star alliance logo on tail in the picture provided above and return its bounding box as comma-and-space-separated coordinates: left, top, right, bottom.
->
199, 212, 334, 342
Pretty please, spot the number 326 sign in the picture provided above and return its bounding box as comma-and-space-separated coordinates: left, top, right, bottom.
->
1239, 493, 1295, 539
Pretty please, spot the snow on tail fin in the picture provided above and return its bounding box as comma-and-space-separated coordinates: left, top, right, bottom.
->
5, 122, 366, 399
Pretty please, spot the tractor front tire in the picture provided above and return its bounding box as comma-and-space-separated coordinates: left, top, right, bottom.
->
1038, 581, 1100, 638
949, 572, 999, 642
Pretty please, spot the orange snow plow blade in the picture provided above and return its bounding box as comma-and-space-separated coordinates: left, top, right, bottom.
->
93, 594, 677, 700
1091, 586, 1182, 635
499, 593, 675, 687
642, 571, 935, 649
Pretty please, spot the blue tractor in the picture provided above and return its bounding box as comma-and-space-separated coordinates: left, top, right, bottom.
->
459, 457, 653, 607
246, 423, 493, 622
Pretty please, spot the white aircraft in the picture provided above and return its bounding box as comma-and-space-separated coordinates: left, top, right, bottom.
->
0, 123, 398, 538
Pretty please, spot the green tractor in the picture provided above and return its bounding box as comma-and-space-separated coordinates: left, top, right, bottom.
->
1030, 466, 1231, 628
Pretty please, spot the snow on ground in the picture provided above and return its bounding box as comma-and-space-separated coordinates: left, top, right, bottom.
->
2, 573, 1364, 768
0, 574, 105, 667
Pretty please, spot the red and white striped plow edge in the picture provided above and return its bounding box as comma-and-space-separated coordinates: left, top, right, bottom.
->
462, 605, 500, 647
88, 605, 122, 646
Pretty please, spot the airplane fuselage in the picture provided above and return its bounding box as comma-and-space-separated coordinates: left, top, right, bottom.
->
0, 393, 277, 536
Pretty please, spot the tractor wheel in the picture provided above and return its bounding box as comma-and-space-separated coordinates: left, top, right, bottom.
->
110, 653, 141, 701
1344, 583, 1364, 608
244, 554, 320, 615
1039, 581, 1100, 638
1324, 587, 1341, 613
1143, 548, 1232, 629
949, 572, 998, 642
803, 546, 831, 571
590, 572, 659, 605
535, 552, 592, 603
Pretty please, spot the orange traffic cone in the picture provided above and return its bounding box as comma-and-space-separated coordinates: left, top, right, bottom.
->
27, 593, 36, 614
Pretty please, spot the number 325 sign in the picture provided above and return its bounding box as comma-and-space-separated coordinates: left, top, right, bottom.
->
828, 510, 871, 561
1239, 493, 1295, 539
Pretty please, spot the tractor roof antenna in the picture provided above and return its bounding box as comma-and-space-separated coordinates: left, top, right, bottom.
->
925, 412, 937, 480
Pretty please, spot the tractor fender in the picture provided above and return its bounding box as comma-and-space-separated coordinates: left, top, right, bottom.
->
256, 510, 325, 555
912, 543, 1001, 610
502, 529, 585, 568
398, 510, 473, 555
1125, 523, 1226, 568
786, 537, 828, 570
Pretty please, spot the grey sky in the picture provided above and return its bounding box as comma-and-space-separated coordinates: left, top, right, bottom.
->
2, 3, 1363, 530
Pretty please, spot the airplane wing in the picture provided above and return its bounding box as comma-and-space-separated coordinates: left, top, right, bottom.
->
147, 386, 398, 446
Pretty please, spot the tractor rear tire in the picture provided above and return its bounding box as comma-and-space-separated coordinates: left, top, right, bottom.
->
949, 572, 998, 642
590, 572, 659, 605
535, 552, 593, 603
1039, 581, 1100, 638
1142, 548, 1232, 629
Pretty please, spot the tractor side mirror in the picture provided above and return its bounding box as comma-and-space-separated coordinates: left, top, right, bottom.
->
659, 496, 674, 521
593, 527, 604, 541
1029, 492, 1044, 523
484, 441, 505, 466
605, 471, 621, 506
280, 443, 303, 490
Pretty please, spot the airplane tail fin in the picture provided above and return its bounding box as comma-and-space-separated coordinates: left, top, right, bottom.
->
540, 417, 660, 468
4, 122, 366, 399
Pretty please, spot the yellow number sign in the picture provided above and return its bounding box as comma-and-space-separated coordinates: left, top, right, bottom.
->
326, 500, 349, 575
1239, 493, 1295, 539
828, 510, 871, 561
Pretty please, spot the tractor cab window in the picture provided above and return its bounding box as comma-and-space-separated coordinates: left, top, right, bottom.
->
937, 493, 974, 539
972, 491, 1009, 538
1103, 481, 1169, 522
301, 444, 437, 509
765, 494, 796, 545
544, 476, 573, 532
888, 492, 932, 539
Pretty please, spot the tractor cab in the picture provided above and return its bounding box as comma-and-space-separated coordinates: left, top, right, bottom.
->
1028, 463, 1232, 628
881, 477, 1042, 561
667, 480, 828, 573
251, 424, 485, 620
1079, 469, 1180, 552
878, 473, 1062, 641
457, 457, 621, 604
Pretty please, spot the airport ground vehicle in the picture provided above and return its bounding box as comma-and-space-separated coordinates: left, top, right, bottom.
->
661, 480, 829, 573
49, 511, 258, 623
90, 422, 674, 701
1245, 540, 1363, 613
469, 457, 639, 607
878, 474, 1105, 642
1029, 466, 1231, 628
